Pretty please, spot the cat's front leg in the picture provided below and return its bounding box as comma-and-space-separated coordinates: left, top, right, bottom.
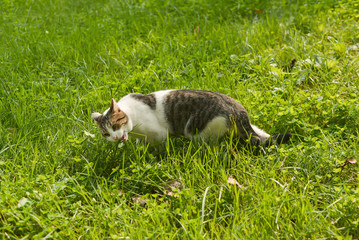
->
145, 130, 168, 143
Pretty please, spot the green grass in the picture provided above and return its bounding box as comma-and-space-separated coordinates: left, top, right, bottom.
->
1, 0, 359, 239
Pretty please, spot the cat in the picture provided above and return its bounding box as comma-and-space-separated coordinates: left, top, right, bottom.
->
91, 90, 292, 147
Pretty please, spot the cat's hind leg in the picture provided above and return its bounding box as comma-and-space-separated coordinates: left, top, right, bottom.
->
197, 116, 229, 140
232, 114, 262, 146
184, 116, 229, 143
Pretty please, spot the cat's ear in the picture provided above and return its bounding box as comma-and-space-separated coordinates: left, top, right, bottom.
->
91, 112, 102, 122
110, 98, 120, 112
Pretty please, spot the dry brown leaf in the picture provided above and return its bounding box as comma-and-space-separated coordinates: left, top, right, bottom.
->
227, 175, 242, 188
164, 180, 182, 198
340, 158, 358, 167
131, 196, 147, 207
347, 158, 357, 164
166, 191, 179, 198
253, 9, 264, 14
110, 189, 125, 196
193, 26, 200, 37
8, 128, 15, 135
165, 180, 182, 190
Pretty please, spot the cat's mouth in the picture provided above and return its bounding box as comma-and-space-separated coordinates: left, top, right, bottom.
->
112, 133, 128, 142
121, 133, 128, 142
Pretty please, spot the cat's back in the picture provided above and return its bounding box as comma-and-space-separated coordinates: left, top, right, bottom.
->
124, 89, 244, 113
123, 90, 174, 110
160, 90, 246, 135
162, 90, 245, 112
163, 90, 236, 104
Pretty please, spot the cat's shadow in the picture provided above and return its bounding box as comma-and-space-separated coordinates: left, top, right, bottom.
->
75, 137, 276, 201
92, 136, 264, 176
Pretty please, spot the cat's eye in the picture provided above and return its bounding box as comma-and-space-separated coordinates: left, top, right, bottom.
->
112, 125, 117, 131
116, 117, 125, 122
103, 133, 110, 137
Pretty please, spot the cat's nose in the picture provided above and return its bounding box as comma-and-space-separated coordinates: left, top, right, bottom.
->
113, 136, 119, 141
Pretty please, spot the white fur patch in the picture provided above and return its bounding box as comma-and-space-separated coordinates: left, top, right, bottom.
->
153, 90, 174, 130
113, 90, 175, 143
197, 116, 229, 140
251, 124, 270, 142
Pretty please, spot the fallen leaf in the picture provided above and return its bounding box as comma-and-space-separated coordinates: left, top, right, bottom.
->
166, 191, 179, 198
110, 190, 124, 196
131, 196, 147, 207
8, 128, 16, 135
227, 175, 242, 188
84, 131, 95, 138
164, 180, 182, 198
253, 9, 264, 14
193, 26, 200, 37
340, 158, 358, 167
17, 197, 31, 208
165, 180, 182, 190
347, 158, 357, 164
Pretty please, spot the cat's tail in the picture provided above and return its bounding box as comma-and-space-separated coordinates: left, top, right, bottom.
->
263, 133, 292, 147
251, 124, 292, 147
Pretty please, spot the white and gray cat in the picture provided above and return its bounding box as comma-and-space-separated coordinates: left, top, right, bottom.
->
92, 90, 291, 146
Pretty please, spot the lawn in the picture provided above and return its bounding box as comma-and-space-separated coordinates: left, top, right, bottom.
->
0, 0, 358, 239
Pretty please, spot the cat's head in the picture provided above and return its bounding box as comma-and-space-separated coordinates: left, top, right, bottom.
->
91, 99, 132, 142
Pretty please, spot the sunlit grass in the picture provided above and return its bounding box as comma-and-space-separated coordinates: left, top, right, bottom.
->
0, 0, 358, 239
